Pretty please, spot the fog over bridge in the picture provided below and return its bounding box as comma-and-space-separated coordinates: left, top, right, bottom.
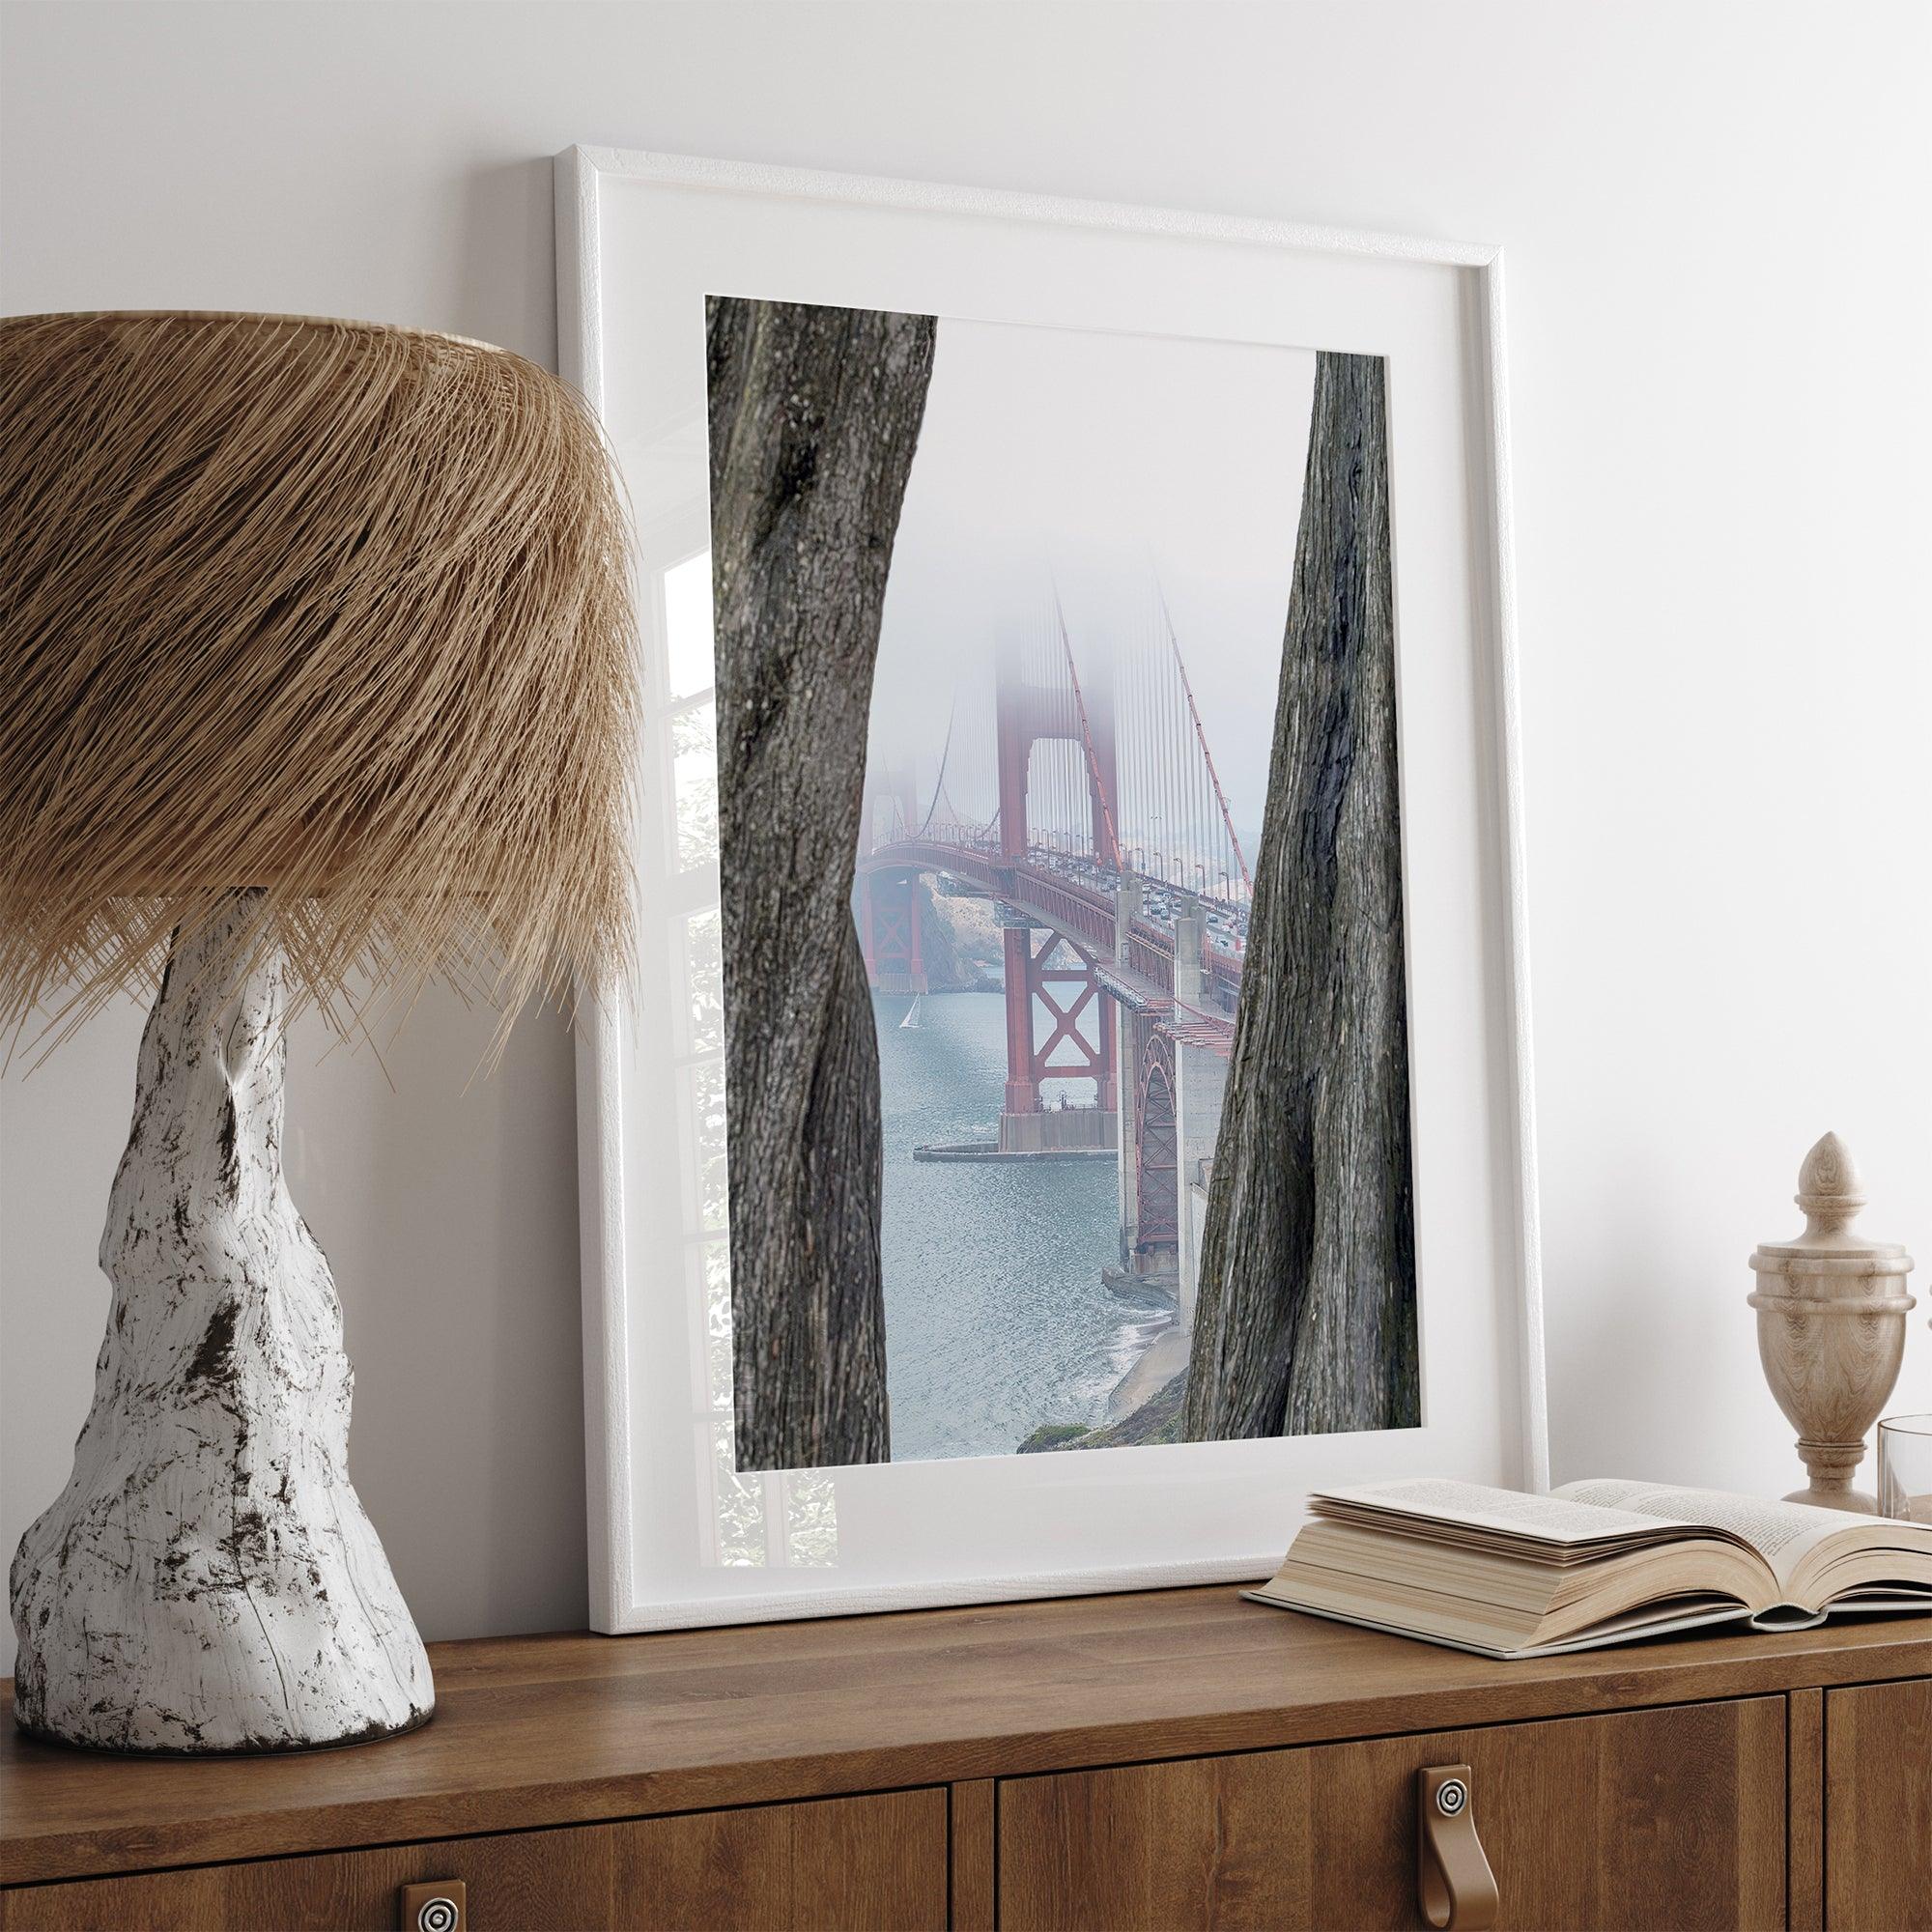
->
856, 582, 1256, 1321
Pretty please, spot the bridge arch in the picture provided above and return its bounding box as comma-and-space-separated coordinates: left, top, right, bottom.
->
995, 639, 1119, 868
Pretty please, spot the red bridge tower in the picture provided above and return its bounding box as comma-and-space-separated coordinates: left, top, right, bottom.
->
993, 641, 1118, 1153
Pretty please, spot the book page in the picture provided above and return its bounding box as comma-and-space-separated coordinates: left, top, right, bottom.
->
1552, 1479, 1857, 1583
1247, 1591, 1760, 1662
1313, 1478, 1689, 1547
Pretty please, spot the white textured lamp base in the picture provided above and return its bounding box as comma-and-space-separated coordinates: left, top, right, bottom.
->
9, 895, 433, 1752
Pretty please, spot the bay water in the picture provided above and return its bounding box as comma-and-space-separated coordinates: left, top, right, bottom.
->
873, 988, 1171, 1461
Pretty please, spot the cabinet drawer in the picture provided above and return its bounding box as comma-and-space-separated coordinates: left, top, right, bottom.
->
1826, 1678, 1932, 1931
0, 1786, 947, 1932
1000, 1696, 1785, 1931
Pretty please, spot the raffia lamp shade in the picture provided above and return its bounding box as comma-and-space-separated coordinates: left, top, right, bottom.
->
0, 312, 639, 1754
0, 310, 639, 1041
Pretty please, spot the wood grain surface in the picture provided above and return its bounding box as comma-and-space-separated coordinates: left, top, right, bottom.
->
947, 1780, 994, 1932
0, 1788, 944, 1931
5, 1588, 1930, 1887
1786, 1687, 1824, 1932
999, 1697, 1787, 1930
1825, 1675, 1932, 1930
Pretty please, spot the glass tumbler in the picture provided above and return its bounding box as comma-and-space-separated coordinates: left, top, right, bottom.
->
1877, 1414, 1932, 1522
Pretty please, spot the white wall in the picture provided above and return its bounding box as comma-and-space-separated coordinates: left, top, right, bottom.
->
5, 1, 1930, 1672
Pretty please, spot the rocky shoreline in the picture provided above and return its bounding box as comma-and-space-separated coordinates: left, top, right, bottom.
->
1015, 1293, 1192, 1454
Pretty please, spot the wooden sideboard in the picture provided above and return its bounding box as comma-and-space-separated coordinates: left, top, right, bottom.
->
3, 1587, 1930, 1931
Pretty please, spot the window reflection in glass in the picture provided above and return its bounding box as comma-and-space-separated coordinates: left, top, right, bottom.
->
682, 909, 724, 1055
658, 550, 840, 1577
783, 1471, 838, 1568
709, 1420, 767, 1567
663, 550, 715, 701
670, 701, 719, 873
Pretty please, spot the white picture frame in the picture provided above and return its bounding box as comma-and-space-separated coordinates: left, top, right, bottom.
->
556, 144, 1547, 1634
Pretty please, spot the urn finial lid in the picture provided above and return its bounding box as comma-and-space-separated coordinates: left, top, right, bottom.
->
1749, 1131, 1912, 1275
1796, 1131, 1864, 1224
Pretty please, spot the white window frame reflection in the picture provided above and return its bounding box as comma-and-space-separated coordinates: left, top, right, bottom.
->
651, 537, 838, 1574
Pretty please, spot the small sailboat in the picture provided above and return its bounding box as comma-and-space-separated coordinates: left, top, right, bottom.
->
898, 994, 923, 1030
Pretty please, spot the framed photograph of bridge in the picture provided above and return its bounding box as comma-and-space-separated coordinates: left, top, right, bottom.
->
558, 145, 1547, 1633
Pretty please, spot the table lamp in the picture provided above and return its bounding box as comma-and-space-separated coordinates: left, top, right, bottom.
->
0, 311, 638, 1752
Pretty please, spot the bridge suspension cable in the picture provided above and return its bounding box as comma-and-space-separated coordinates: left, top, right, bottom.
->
1050, 579, 1122, 870
867, 570, 1255, 933
1154, 573, 1253, 899
914, 697, 957, 838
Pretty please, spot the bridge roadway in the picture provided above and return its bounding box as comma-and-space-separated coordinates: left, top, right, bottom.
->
856, 835, 1241, 1051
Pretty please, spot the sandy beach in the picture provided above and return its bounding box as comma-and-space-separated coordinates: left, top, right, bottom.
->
1107, 1321, 1192, 1421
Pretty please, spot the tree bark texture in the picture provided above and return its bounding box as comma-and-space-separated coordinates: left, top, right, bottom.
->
1182, 353, 1420, 1441
708, 298, 936, 1472
10, 892, 433, 1750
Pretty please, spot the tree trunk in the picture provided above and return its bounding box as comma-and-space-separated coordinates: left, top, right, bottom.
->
708, 298, 936, 1472
1183, 352, 1419, 1441
10, 892, 433, 1751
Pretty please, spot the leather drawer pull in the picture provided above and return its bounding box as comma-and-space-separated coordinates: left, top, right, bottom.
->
1417, 1764, 1499, 1930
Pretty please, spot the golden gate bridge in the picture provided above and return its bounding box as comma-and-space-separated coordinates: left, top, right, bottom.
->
855, 580, 1257, 1307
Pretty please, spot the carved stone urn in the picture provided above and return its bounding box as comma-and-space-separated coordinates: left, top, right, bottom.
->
1748, 1133, 1915, 1513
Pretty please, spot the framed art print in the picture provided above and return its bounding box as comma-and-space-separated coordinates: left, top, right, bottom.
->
556, 147, 1547, 1633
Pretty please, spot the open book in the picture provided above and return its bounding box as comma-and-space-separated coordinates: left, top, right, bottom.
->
1246, 1477, 1932, 1659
